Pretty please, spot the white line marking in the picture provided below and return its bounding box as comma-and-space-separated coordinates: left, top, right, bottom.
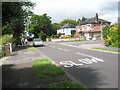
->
76, 52, 104, 62
50, 46, 56, 48
58, 48, 69, 51
60, 43, 77, 48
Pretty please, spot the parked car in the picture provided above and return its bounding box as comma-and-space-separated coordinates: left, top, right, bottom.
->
33, 38, 43, 46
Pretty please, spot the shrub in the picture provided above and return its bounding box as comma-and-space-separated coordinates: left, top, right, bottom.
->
71, 30, 76, 36
63, 35, 71, 38
0, 34, 13, 46
39, 31, 47, 41
102, 23, 120, 48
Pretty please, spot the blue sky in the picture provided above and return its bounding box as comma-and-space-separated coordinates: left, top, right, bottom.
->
30, 0, 119, 24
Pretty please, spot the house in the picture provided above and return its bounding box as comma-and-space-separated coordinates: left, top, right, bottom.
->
76, 13, 111, 40
57, 23, 76, 35
21, 31, 34, 38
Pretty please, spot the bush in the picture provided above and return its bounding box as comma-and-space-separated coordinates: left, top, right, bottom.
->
71, 30, 76, 36
51, 35, 59, 38
63, 35, 71, 38
0, 34, 13, 46
39, 31, 47, 41
102, 23, 120, 48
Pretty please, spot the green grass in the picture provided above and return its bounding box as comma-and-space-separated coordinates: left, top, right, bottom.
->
27, 46, 37, 51
58, 40, 86, 42
44, 81, 87, 89
92, 48, 120, 52
32, 59, 65, 79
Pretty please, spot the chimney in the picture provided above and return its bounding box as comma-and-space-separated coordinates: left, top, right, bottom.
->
96, 13, 99, 23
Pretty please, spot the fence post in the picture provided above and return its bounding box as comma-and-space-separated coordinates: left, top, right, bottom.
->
5, 44, 10, 56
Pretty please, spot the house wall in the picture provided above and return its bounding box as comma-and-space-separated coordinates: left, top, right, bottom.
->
57, 28, 76, 35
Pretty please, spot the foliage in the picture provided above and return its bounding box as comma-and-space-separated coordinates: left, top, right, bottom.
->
102, 26, 110, 39
51, 35, 59, 38
51, 23, 60, 35
77, 17, 87, 24
51, 33, 63, 38
2, 23, 14, 35
2, 2, 35, 45
27, 46, 37, 51
28, 14, 52, 37
102, 23, 120, 48
92, 48, 120, 52
39, 31, 47, 41
71, 30, 76, 37
63, 35, 72, 38
0, 34, 13, 46
60, 19, 77, 26
32, 59, 65, 79
44, 81, 86, 89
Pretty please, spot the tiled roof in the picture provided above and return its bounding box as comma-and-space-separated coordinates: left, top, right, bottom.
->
80, 17, 111, 25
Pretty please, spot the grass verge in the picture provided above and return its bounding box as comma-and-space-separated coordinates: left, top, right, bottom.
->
44, 81, 87, 89
27, 46, 37, 51
58, 40, 86, 42
91, 48, 120, 52
32, 59, 65, 79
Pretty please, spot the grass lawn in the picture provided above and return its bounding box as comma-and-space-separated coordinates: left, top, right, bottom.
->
91, 48, 120, 52
58, 40, 86, 42
32, 59, 65, 79
44, 81, 87, 89
27, 46, 37, 51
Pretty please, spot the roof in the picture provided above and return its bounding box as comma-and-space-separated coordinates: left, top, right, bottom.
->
80, 17, 111, 25
81, 25, 106, 33
61, 23, 75, 28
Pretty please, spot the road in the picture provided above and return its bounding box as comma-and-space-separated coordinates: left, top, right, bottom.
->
37, 41, 118, 88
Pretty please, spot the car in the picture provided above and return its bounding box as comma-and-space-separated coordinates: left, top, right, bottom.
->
33, 38, 43, 46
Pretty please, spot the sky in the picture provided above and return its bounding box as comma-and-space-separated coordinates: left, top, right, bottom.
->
30, 0, 119, 24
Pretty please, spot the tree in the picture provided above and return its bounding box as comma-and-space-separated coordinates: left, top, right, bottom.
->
28, 14, 52, 37
60, 19, 77, 26
77, 17, 87, 24
71, 30, 76, 37
51, 23, 60, 35
2, 2, 35, 45
81, 17, 87, 22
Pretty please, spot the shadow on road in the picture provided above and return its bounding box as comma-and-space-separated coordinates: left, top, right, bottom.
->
61, 66, 107, 88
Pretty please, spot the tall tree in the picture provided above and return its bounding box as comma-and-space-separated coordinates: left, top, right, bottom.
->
60, 19, 77, 26
51, 23, 60, 35
2, 1, 35, 45
28, 14, 52, 37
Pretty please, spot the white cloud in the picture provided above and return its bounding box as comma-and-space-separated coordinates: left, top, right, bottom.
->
30, 0, 119, 23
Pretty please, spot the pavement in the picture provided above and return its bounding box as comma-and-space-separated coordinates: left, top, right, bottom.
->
2, 46, 47, 88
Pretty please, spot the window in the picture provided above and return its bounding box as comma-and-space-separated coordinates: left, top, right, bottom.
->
87, 25, 90, 30
82, 26, 84, 31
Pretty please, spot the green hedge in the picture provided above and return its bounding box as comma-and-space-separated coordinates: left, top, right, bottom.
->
0, 34, 13, 46
102, 23, 120, 48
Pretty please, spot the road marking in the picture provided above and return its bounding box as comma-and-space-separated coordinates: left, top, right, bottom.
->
60, 52, 104, 67
58, 48, 69, 51
60, 43, 77, 48
50, 46, 56, 48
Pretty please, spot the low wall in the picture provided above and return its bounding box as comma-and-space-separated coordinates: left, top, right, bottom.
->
47, 38, 84, 42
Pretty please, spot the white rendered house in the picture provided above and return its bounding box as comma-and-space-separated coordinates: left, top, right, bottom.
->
57, 23, 76, 35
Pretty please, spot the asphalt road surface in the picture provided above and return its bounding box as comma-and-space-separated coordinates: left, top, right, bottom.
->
37, 41, 118, 88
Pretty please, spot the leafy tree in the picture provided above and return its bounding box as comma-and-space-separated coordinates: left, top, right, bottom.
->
60, 19, 77, 26
39, 31, 47, 41
51, 23, 60, 35
2, 2, 35, 45
77, 17, 87, 24
71, 30, 76, 36
28, 14, 52, 37
81, 17, 87, 22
